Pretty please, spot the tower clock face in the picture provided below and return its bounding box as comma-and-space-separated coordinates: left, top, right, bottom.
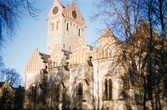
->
72, 10, 77, 18
53, 6, 59, 15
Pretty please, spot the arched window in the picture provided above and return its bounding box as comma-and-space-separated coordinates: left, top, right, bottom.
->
104, 79, 108, 99
56, 22, 59, 30
76, 82, 83, 95
109, 79, 112, 99
103, 77, 112, 100
78, 29, 80, 36
52, 23, 54, 31
52, 82, 60, 102
29, 84, 36, 103
104, 47, 110, 58
67, 23, 69, 31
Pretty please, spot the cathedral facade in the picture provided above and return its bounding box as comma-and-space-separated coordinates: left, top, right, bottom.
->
24, 0, 130, 109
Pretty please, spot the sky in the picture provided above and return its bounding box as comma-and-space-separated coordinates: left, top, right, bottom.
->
1, 0, 104, 85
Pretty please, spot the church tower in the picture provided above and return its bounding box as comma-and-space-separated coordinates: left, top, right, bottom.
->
47, 0, 85, 55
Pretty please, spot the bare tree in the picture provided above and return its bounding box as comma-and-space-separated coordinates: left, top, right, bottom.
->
144, 0, 167, 39
92, 0, 145, 40
140, 0, 167, 109
0, 0, 41, 48
1, 68, 21, 87
92, 0, 167, 109
92, 0, 145, 109
0, 56, 21, 87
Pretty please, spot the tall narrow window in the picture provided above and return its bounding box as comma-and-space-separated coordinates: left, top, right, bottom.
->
32, 86, 36, 102
104, 79, 108, 99
29, 84, 36, 103
109, 79, 112, 99
67, 23, 69, 31
56, 22, 59, 30
76, 82, 83, 95
52, 23, 54, 31
52, 83, 60, 102
78, 29, 80, 36
103, 78, 112, 100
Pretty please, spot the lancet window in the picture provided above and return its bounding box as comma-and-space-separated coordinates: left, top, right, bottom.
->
29, 84, 36, 103
76, 82, 83, 95
78, 29, 80, 36
52, 23, 54, 31
67, 23, 69, 31
52, 82, 60, 102
56, 22, 59, 30
103, 77, 112, 100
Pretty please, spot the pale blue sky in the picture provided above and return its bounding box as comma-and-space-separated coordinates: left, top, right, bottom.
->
1, 0, 104, 85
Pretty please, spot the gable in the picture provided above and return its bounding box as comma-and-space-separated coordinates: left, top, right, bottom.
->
63, 4, 85, 26
93, 29, 122, 60
48, 45, 67, 68
25, 48, 50, 72
69, 39, 90, 65
48, 0, 65, 19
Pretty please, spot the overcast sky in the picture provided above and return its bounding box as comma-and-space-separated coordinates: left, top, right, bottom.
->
1, 0, 104, 85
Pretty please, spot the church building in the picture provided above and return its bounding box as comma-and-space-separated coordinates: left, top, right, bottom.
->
24, 0, 131, 109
